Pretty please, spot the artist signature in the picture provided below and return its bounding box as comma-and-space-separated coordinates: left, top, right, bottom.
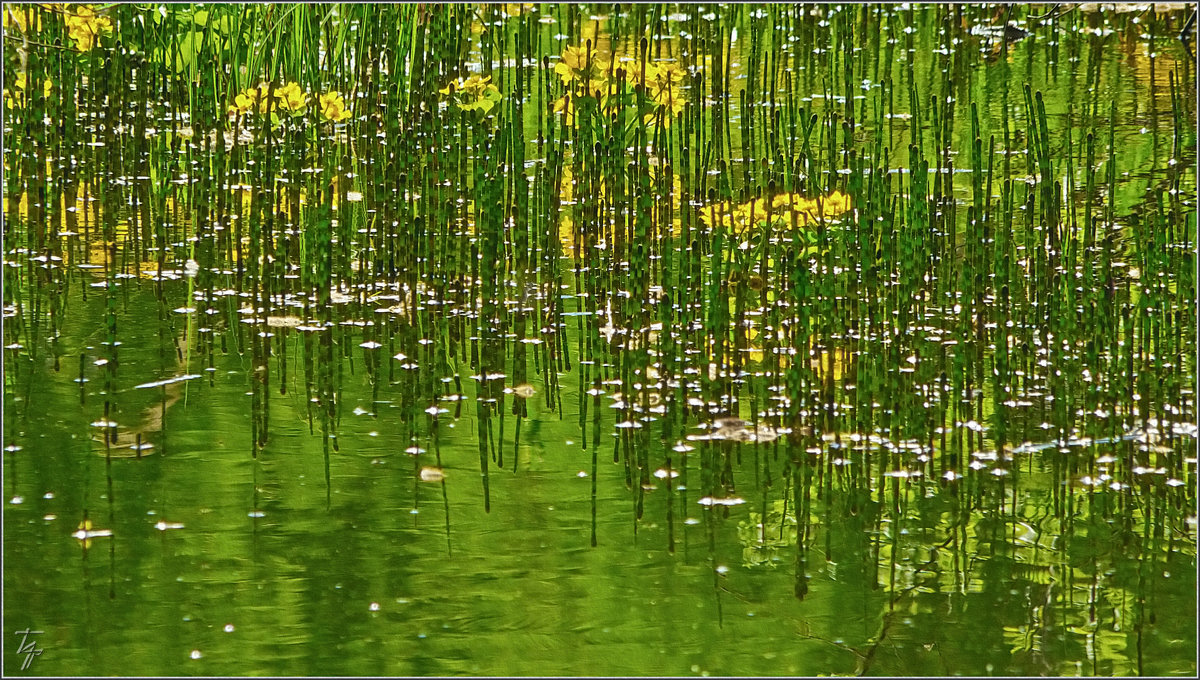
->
14, 629, 44, 670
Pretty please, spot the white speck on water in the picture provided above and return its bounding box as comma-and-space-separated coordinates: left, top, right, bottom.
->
697, 496, 745, 506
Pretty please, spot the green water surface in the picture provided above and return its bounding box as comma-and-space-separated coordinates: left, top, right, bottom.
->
3, 3, 1196, 676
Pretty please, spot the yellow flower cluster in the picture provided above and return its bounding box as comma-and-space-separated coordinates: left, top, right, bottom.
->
553, 46, 690, 127
226, 81, 312, 118
700, 190, 854, 234
439, 74, 502, 113
63, 4, 112, 51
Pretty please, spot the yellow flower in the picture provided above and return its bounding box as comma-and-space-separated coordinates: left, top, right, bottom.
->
460, 74, 492, 98
63, 4, 113, 51
255, 83, 278, 114
440, 74, 490, 98
700, 190, 854, 234
502, 3, 534, 16
4, 71, 53, 109
645, 60, 686, 91
642, 85, 688, 127
3, 72, 26, 110
554, 45, 609, 92
557, 45, 589, 75
274, 81, 308, 114
631, 60, 687, 126
226, 86, 260, 116
318, 91, 351, 122
626, 60, 655, 88
440, 74, 502, 113
4, 5, 42, 33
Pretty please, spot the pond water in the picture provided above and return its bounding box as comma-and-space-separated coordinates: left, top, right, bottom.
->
3, 3, 1196, 676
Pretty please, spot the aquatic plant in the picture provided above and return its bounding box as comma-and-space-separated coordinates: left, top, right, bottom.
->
1, 5, 1195, 675
439, 74, 502, 113
501, 3, 535, 17
62, 4, 113, 51
3, 72, 52, 109
226, 81, 309, 118
317, 90, 352, 122
554, 45, 609, 89
226, 86, 261, 116
701, 190, 854, 235
3, 4, 42, 33
635, 60, 688, 125
273, 81, 308, 114
552, 44, 692, 132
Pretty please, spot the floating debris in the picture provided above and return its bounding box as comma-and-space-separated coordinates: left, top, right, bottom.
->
419, 467, 446, 482
133, 374, 202, 390
698, 496, 747, 507
265, 316, 305, 328
509, 383, 536, 398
